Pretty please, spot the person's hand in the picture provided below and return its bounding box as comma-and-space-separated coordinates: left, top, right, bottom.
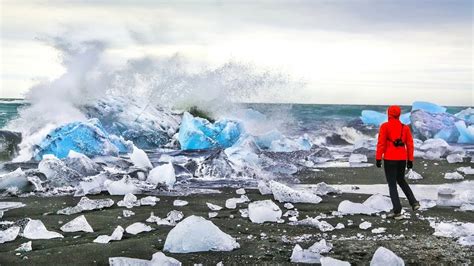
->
407, 160, 413, 169
376, 160, 382, 168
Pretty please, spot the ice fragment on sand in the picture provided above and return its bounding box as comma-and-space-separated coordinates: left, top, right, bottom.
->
349, 153, 367, 163
284, 203, 294, 209
15, 241, 32, 252
123, 210, 135, 217
430, 221, 474, 239
363, 194, 393, 213
117, 193, 140, 208
147, 162, 176, 188
444, 172, 464, 180
359, 221, 372, 230
60, 215, 94, 233
371, 227, 386, 234
290, 240, 332, 264
206, 203, 223, 211
320, 256, 351, 266
173, 200, 188, 207
257, 180, 272, 195
208, 212, 218, 218
405, 169, 423, 180
290, 217, 335, 232
0, 226, 20, 243
312, 182, 341, 196
109, 251, 181, 266
0, 201, 25, 212
126, 222, 153, 235
104, 176, 140, 195
163, 215, 239, 253
248, 200, 282, 224
64, 150, 102, 176
236, 188, 246, 195
338, 194, 392, 215
38, 155, 81, 186
93, 226, 124, 244
129, 145, 152, 169
23, 219, 63, 239
446, 153, 463, 163
57, 197, 114, 215
270, 181, 322, 204
370, 247, 404, 266
225, 195, 250, 209
140, 196, 160, 206
308, 239, 333, 254
457, 166, 474, 175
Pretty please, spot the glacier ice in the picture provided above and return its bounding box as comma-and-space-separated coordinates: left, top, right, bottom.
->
320, 257, 351, 266
140, 196, 160, 206
412, 101, 446, 114
38, 155, 82, 187
455, 107, 474, 124
93, 226, 124, 244
163, 215, 239, 253
455, 121, 474, 144
206, 202, 223, 211
125, 222, 153, 235
370, 246, 404, 266
258, 180, 273, 195
117, 193, 141, 208
457, 166, 474, 175
308, 239, 333, 254
173, 200, 189, 207
0, 201, 26, 212
0, 226, 20, 243
236, 188, 246, 195
248, 200, 282, 224
372, 227, 387, 234
349, 153, 367, 163
60, 215, 94, 233
359, 221, 372, 230
15, 241, 32, 252
405, 169, 423, 180
0, 168, 30, 192
109, 251, 182, 266
363, 194, 393, 212
430, 221, 474, 243
147, 162, 176, 188
178, 112, 243, 150
35, 118, 129, 160
446, 153, 463, 163
23, 219, 64, 239
311, 182, 341, 196
458, 235, 474, 246
338, 201, 377, 215
225, 195, 250, 209
57, 197, 114, 215
64, 150, 102, 176
290, 217, 335, 232
129, 145, 153, 169
360, 110, 387, 126
269, 181, 322, 204
104, 175, 140, 195
410, 110, 461, 142
74, 173, 108, 196
290, 244, 322, 264
444, 172, 464, 180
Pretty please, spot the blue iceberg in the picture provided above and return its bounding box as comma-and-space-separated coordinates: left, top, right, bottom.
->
455, 121, 474, 144
35, 119, 131, 160
412, 101, 446, 114
410, 110, 461, 142
254, 130, 283, 150
455, 108, 474, 124
178, 112, 244, 150
360, 110, 387, 126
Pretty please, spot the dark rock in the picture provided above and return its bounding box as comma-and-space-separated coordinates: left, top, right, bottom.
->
0, 130, 21, 161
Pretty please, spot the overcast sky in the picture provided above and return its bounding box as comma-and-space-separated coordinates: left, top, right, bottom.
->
0, 0, 472, 106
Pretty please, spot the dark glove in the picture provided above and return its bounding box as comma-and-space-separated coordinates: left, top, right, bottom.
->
376, 160, 382, 168
407, 160, 413, 169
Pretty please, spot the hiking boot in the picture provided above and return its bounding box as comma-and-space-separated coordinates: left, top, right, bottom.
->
412, 202, 420, 211
387, 212, 404, 220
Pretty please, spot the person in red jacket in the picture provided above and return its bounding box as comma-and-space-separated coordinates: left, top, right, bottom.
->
376, 105, 420, 220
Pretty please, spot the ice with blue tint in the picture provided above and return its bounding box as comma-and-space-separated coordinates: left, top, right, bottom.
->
455, 108, 474, 124
178, 112, 243, 150
254, 130, 283, 149
412, 101, 447, 114
35, 119, 131, 160
455, 121, 474, 144
361, 111, 411, 127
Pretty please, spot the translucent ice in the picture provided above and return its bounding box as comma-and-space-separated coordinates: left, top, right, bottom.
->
370, 246, 404, 266
23, 219, 64, 239
104, 176, 140, 195
225, 195, 250, 209
320, 257, 351, 266
206, 203, 223, 211
109, 251, 182, 266
163, 215, 239, 253
337, 194, 392, 216
430, 221, 474, 238
359, 221, 372, 230
290, 244, 322, 264
38, 155, 82, 187
455, 121, 474, 144
173, 200, 189, 207
147, 162, 176, 188
290, 217, 335, 232
15, 241, 32, 252
140, 196, 160, 206
64, 150, 102, 176
412, 101, 446, 114
363, 194, 393, 212
270, 181, 322, 204
57, 197, 114, 215
125, 222, 153, 235
444, 172, 464, 180
248, 200, 282, 224
360, 110, 387, 126
446, 153, 463, 163
0, 226, 20, 243
129, 145, 153, 169
405, 169, 423, 180
0, 168, 30, 192
60, 215, 94, 233
93, 226, 124, 244
349, 154, 368, 163
117, 193, 140, 208
457, 167, 474, 175
455, 107, 474, 124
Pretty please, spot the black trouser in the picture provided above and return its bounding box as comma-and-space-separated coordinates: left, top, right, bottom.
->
383, 160, 418, 214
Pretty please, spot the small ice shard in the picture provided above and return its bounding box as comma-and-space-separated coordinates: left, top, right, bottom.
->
147, 162, 176, 188
123, 210, 135, 217
349, 153, 368, 163
312, 182, 341, 196
93, 226, 124, 244
370, 247, 404, 266
125, 222, 153, 235
308, 239, 333, 254
104, 175, 140, 195
270, 181, 322, 204
457, 166, 474, 175
129, 145, 152, 169
446, 154, 463, 163
109, 251, 182, 266
166, 210, 184, 224
208, 212, 218, 218
444, 172, 464, 180
146, 212, 172, 226
290, 244, 322, 264
320, 256, 351, 266
457, 235, 474, 246
173, 200, 189, 207
284, 203, 295, 209
225, 195, 250, 209
290, 217, 335, 232
239, 208, 249, 218
163, 215, 240, 253
0, 226, 20, 243
57, 197, 114, 215
248, 200, 282, 224
359, 221, 372, 230
0, 201, 26, 212
405, 169, 423, 180
23, 219, 64, 239
207, 203, 223, 211
257, 180, 272, 195
236, 188, 246, 195
15, 241, 32, 252
140, 196, 160, 206
60, 215, 94, 233
117, 193, 140, 208
372, 227, 387, 234
335, 223, 345, 229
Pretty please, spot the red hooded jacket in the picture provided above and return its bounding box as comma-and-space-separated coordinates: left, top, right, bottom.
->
375, 105, 414, 161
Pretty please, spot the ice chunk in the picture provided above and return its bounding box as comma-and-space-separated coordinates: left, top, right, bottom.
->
104, 176, 140, 195
225, 195, 250, 209
405, 169, 423, 180
308, 239, 333, 254
257, 180, 272, 195
248, 200, 282, 224
64, 150, 102, 176
411, 110, 461, 142
290, 244, 322, 264
455, 121, 474, 144
74, 173, 109, 196
457, 166, 474, 175
270, 181, 322, 204
236, 188, 246, 195
129, 145, 152, 169
419, 199, 437, 210
268, 134, 312, 152
35, 118, 127, 160
455, 107, 474, 124
23, 219, 64, 239
370, 247, 404, 266
446, 153, 463, 163
0, 168, 31, 192
284, 203, 294, 209
359, 221, 372, 230
93, 226, 124, 244
163, 215, 239, 253
117, 193, 140, 209
338, 201, 377, 215
109, 251, 182, 266
363, 194, 393, 212
178, 112, 243, 150
335, 223, 345, 229
458, 235, 474, 246
209, 212, 218, 218
239, 208, 249, 218
444, 172, 464, 180
431, 221, 474, 238
349, 154, 368, 163
60, 215, 94, 233
459, 204, 474, 212
0, 201, 26, 212
15, 241, 32, 252
123, 210, 135, 217
146, 212, 173, 226
125, 222, 153, 235
57, 197, 114, 215
412, 101, 446, 114
147, 162, 176, 188
320, 257, 351, 266
372, 227, 386, 234
140, 196, 160, 206
206, 203, 223, 211
173, 200, 189, 207
0, 226, 20, 243
38, 155, 82, 186
360, 110, 387, 126
290, 217, 335, 232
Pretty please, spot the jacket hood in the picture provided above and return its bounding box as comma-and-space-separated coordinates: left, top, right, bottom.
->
387, 105, 401, 119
